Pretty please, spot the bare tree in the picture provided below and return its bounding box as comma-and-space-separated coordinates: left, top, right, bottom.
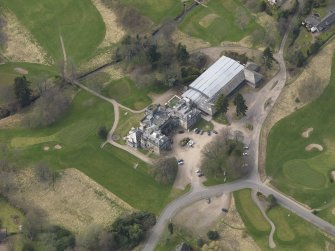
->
235, 7, 250, 30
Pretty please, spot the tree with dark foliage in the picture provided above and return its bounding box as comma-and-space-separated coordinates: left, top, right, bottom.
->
14, 76, 32, 107
234, 94, 248, 117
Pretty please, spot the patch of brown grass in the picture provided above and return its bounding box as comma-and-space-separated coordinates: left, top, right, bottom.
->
172, 30, 210, 52
13, 168, 133, 233
90, 0, 125, 48
2, 9, 52, 65
199, 14, 219, 28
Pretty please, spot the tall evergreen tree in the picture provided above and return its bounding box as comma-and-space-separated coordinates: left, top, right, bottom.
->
234, 94, 248, 117
215, 94, 229, 114
14, 76, 32, 107
176, 43, 189, 64
263, 47, 273, 69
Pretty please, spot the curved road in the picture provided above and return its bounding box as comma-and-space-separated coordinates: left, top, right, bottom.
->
60, 22, 335, 251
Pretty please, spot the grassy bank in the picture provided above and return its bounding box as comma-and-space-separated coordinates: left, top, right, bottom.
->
0, 90, 172, 214
266, 54, 335, 221
2, 0, 105, 64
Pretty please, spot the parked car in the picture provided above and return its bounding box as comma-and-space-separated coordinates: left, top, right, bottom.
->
195, 169, 202, 174
242, 152, 248, 156
200, 130, 204, 135
198, 172, 204, 177
222, 208, 228, 213
193, 128, 198, 132
207, 131, 211, 136
212, 130, 218, 134
195, 128, 200, 134
243, 145, 249, 150
177, 159, 184, 165
178, 130, 184, 134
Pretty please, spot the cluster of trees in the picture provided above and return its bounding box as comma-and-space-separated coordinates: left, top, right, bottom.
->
224, 51, 249, 65
200, 129, 249, 181
215, 93, 248, 118
24, 86, 71, 128
110, 211, 156, 250
152, 157, 178, 185
207, 230, 220, 240
98, 126, 109, 140
113, 33, 206, 89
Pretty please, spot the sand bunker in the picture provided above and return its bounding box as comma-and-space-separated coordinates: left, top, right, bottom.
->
331, 171, 335, 183
43, 146, 50, 151
199, 14, 219, 28
14, 67, 28, 75
305, 144, 323, 152
54, 144, 62, 150
302, 128, 314, 138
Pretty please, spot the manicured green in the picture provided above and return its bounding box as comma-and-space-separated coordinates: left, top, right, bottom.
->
120, 0, 184, 24
268, 206, 328, 251
266, 54, 335, 217
0, 197, 24, 233
179, 0, 262, 45
0, 91, 173, 214
102, 77, 152, 110
283, 159, 326, 189
2, 0, 105, 64
234, 189, 270, 234
235, 189, 330, 251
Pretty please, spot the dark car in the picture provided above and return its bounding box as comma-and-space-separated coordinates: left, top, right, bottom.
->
208, 131, 211, 136
195, 128, 200, 134
212, 130, 218, 134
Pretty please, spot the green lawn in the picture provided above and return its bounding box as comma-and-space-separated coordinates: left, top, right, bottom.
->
268, 206, 329, 251
266, 54, 335, 220
2, 0, 105, 64
114, 108, 143, 144
0, 197, 24, 233
234, 189, 331, 251
0, 62, 56, 105
0, 90, 173, 214
102, 77, 153, 110
190, 118, 214, 132
119, 0, 184, 24
179, 0, 262, 45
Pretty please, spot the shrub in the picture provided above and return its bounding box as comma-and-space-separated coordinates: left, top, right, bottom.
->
207, 230, 219, 240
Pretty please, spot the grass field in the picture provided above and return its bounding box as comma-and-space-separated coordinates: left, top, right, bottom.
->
0, 90, 173, 214
102, 77, 153, 110
114, 108, 143, 144
2, 0, 105, 64
119, 0, 184, 24
0, 62, 56, 105
0, 197, 24, 233
234, 189, 331, 250
179, 0, 262, 45
266, 54, 335, 219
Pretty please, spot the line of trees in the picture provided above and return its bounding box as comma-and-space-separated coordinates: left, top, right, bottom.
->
215, 93, 248, 118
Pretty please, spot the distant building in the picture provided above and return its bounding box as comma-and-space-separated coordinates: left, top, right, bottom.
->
182, 56, 263, 115
126, 99, 200, 154
303, 10, 335, 32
